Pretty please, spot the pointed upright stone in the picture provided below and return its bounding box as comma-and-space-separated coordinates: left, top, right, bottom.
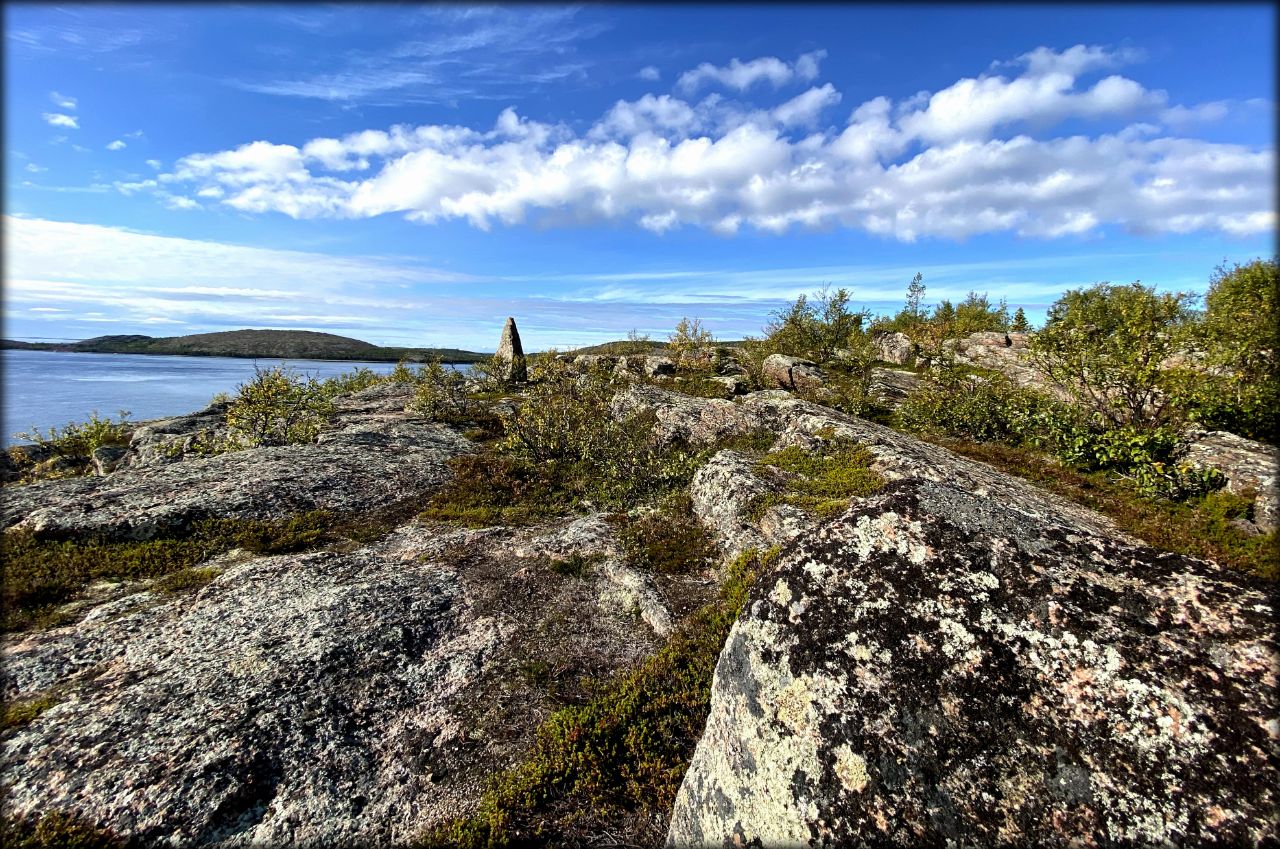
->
495, 316, 527, 383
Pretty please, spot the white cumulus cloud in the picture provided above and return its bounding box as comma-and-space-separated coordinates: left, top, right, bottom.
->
106, 139, 126, 150
42, 113, 79, 129
49, 90, 77, 109
144, 44, 1273, 241
678, 50, 826, 93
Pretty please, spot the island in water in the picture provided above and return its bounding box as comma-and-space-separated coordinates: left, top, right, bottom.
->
2, 329, 488, 364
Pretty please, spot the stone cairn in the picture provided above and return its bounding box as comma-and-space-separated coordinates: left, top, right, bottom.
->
496, 316, 527, 383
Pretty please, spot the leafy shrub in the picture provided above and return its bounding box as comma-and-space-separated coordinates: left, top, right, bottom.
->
546, 552, 601, 578
224, 366, 333, 448
424, 547, 774, 848
667, 317, 716, 367
318, 366, 384, 397
15, 410, 133, 459
1028, 282, 1194, 428
749, 438, 885, 520
899, 370, 1038, 443
618, 494, 718, 575
409, 358, 475, 422
755, 286, 869, 365
1173, 258, 1279, 442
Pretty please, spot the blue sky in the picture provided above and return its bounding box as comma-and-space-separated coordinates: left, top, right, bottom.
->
5, 4, 1275, 352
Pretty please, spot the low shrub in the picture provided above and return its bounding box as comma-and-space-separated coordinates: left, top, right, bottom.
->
424, 547, 775, 848
223, 366, 333, 449
318, 366, 385, 397
618, 494, 718, 575
15, 410, 134, 459
0, 812, 130, 849
546, 552, 601, 579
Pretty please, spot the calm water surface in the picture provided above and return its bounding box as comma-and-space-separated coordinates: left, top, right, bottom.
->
3, 349, 412, 447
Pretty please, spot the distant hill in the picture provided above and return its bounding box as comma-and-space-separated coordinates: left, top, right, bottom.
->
567, 338, 747, 356
2, 329, 487, 364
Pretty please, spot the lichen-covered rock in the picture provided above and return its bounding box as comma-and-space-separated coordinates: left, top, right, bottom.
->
872, 331, 916, 366
1, 512, 682, 846
90, 445, 128, 476
1, 415, 472, 541
761, 354, 826, 393
122, 400, 232, 469
572, 354, 616, 372
610, 384, 765, 448
689, 451, 774, 559
668, 478, 1279, 847
643, 356, 677, 378
1183, 429, 1278, 530
868, 367, 921, 404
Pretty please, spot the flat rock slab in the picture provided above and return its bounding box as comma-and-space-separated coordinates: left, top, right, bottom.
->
668, 478, 1279, 847
2, 513, 691, 846
1, 420, 472, 540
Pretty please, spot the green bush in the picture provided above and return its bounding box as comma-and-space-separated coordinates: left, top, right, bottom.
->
757, 286, 870, 365
424, 548, 774, 848
1028, 282, 1194, 428
224, 366, 333, 449
899, 370, 1038, 443
1174, 258, 1279, 442
15, 410, 133, 459
318, 366, 385, 397
409, 358, 475, 422
667, 317, 716, 367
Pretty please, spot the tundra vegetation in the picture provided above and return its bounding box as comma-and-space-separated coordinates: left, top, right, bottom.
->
2, 259, 1276, 846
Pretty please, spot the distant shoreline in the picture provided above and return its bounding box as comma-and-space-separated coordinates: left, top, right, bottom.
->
2, 329, 489, 365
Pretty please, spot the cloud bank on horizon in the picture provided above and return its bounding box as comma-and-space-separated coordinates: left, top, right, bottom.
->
144, 43, 1274, 241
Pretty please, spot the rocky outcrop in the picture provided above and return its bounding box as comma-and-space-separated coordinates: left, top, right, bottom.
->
872, 331, 916, 366
1183, 429, 1279, 530
1, 511, 693, 845
668, 477, 1279, 847
761, 355, 826, 393
868, 367, 921, 404
1, 385, 471, 541
610, 384, 765, 448
495, 317, 527, 383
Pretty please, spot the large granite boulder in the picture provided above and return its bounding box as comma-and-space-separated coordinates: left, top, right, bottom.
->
1, 513, 689, 846
762, 355, 826, 393
872, 331, 916, 366
668, 475, 1279, 847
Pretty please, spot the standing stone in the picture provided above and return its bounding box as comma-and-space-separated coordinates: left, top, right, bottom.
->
496, 316, 527, 383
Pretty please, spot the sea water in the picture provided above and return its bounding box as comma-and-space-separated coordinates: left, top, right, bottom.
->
1, 349, 429, 447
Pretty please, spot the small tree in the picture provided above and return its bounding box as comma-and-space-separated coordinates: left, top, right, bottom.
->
1010, 307, 1031, 333
668, 317, 716, 365
763, 286, 868, 363
1028, 282, 1194, 427
905, 272, 926, 322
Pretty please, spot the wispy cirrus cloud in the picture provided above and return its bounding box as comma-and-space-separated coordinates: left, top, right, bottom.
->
152, 44, 1274, 242
226, 6, 609, 105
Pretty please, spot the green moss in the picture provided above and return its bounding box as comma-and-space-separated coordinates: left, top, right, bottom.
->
0, 812, 128, 849
0, 510, 387, 633
618, 495, 718, 575
422, 548, 775, 848
747, 439, 885, 521
152, 567, 223, 595
2, 693, 62, 729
